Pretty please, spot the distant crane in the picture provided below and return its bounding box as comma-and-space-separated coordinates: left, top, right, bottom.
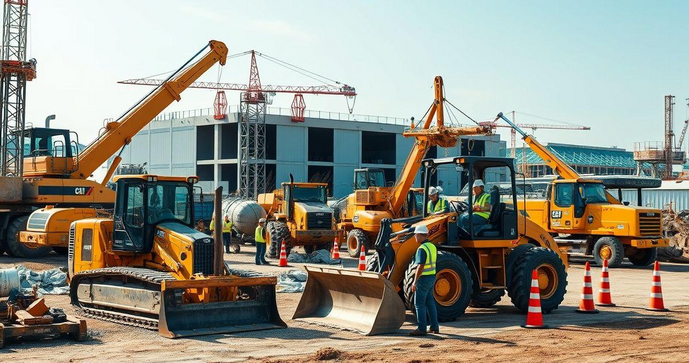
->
120, 50, 355, 198
119, 50, 356, 122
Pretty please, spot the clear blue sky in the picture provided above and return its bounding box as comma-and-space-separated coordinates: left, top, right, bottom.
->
25, 0, 689, 151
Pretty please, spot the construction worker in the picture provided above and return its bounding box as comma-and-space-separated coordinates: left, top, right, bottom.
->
209, 215, 215, 233
195, 219, 207, 233
254, 218, 269, 265
459, 179, 491, 232
222, 214, 233, 254
427, 186, 449, 214
409, 225, 439, 336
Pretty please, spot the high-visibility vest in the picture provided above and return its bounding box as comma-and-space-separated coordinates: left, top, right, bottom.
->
255, 226, 266, 243
222, 220, 233, 233
419, 241, 437, 276
474, 192, 491, 219
209, 219, 215, 231
427, 197, 448, 213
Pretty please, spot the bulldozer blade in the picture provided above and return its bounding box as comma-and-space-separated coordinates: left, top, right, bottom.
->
292, 266, 405, 335
158, 277, 286, 338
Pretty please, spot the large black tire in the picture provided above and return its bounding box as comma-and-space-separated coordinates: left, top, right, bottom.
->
265, 221, 290, 259
469, 289, 505, 308
507, 247, 567, 314
53, 247, 69, 255
626, 247, 657, 267
6, 215, 52, 258
346, 229, 370, 258
593, 236, 624, 268
403, 251, 473, 322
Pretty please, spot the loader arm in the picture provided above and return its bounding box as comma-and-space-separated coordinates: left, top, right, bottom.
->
71, 40, 228, 180
496, 112, 580, 180
388, 76, 491, 215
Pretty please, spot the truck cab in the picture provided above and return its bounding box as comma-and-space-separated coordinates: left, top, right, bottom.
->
21, 127, 80, 177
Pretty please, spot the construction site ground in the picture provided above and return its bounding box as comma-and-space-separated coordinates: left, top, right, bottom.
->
1, 246, 689, 362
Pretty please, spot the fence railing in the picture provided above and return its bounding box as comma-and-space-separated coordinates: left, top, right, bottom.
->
153, 105, 410, 126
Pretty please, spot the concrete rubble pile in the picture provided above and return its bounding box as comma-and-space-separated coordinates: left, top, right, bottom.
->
660, 209, 689, 262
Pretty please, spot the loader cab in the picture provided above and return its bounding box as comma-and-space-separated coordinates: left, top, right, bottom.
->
282, 182, 327, 220
112, 175, 196, 252
354, 168, 387, 190
422, 156, 518, 241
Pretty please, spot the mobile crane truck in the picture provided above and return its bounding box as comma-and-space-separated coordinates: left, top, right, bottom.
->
16, 40, 228, 258
495, 112, 668, 267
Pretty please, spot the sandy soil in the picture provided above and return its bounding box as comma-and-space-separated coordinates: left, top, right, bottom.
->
1, 246, 688, 362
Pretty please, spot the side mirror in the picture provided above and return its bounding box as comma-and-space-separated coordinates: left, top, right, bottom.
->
623, 201, 629, 206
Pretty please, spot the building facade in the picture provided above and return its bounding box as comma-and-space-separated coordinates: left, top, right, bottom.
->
114, 106, 506, 198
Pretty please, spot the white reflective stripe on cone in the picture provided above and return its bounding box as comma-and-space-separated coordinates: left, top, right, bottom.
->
601, 277, 610, 282
600, 288, 610, 293
653, 270, 660, 276
652, 281, 662, 286
584, 282, 592, 288
528, 306, 542, 313
650, 293, 663, 298
530, 293, 540, 300
531, 280, 539, 288
581, 294, 593, 300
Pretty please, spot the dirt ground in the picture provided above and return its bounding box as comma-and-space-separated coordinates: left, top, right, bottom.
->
1, 246, 688, 362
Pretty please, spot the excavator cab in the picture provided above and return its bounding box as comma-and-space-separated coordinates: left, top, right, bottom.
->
354, 168, 387, 189
21, 127, 81, 176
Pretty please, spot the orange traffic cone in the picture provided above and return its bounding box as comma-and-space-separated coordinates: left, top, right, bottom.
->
648, 261, 669, 311
357, 246, 366, 271
278, 240, 288, 267
596, 258, 616, 307
331, 238, 340, 260
576, 261, 599, 314
522, 269, 547, 329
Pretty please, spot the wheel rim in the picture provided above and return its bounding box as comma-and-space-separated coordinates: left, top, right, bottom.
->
536, 263, 558, 299
434, 269, 461, 307
599, 245, 612, 260
348, 234, 358, 251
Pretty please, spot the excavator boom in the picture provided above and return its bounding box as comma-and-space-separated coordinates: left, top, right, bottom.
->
496, 112, 580, 180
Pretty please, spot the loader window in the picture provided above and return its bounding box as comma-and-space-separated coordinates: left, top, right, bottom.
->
554, 183, 573, 207
292, 186, 327, 203
146, 182, 192, 226
579, 182, 607, 204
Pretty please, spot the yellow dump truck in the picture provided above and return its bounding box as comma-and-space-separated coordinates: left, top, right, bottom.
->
257, 176, 343, 258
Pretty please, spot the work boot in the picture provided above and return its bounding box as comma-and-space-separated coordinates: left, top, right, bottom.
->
430, 328, 440, 334
409, 329, 427, 336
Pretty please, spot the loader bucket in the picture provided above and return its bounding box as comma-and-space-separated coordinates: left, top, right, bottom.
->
292, 266, 405, 335
158, 276, 286, 338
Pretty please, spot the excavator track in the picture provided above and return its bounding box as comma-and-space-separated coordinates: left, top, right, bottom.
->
70, 267, 175, 330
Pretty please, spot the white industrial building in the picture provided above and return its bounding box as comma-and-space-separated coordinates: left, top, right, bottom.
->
112, 106, 506, 198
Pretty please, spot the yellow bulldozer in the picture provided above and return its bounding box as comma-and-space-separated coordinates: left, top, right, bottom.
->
337, 76, 492, 258
68, 175, 285, 338
257, 175, 343, 258
293, 155, 569, 335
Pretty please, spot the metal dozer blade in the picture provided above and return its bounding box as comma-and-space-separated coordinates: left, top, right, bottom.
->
292, 266, 405, 335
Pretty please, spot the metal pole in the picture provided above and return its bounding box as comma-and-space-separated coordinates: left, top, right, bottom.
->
213, 186, 224, 275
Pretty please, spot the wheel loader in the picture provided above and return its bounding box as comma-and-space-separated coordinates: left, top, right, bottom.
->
337, 76, 492, 258
257, 175, 344, 258
293, 155, 569, 335
68, 175, 285, 338
490, 112, 668, 267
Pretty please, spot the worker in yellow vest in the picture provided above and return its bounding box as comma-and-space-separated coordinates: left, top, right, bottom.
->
409, 224, 439, 336
221, 215, 234, 254
254, 218, 269, 265
427, 186, 449, 214
459, 179, 491, 233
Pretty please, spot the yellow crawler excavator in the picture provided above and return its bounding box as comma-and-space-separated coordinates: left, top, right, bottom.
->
68, 175, 285, 338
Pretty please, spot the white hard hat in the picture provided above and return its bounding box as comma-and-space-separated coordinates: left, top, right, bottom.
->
428, 186, 439, 196
259, 218, 266, 223
414, 225, 429, 234
473, 179, 485, 188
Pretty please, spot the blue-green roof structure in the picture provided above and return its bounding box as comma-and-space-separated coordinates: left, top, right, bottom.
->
513, 143, 636, 168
